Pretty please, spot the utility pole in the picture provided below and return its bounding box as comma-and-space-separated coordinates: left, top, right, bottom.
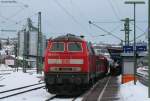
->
23, 29, 27, 73
36, 12, 42, 74
17, 32, 20, 72
125, 1, 145, 85
14, 42, 17, 71
121, 18, 133, 46
148, 0, 150, 98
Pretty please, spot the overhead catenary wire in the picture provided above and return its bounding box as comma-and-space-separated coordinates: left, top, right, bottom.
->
16, 12, 38, 24
130, 28, 148, 42
93, 21, 120, 23
69, 0, 93, 35
110, 23, 121, 33
68, 0, 123, 37
113, 0, 123, 18
92, 20, 147, 41
107, 0, 120, 20
89, 21, 123, 41
16, 0, 29, 8
2, 12, 38, 28
69, 0, 90, 23
52, 0, 94, 38
53, 0, 84, 28
0, 0, 40, 31
89, 20, 147, 23
130, 22, 146, 33
7, 7, 26, 20
0, 0, 29, 21
0, 13, 18, 25
91, 23, 121, 38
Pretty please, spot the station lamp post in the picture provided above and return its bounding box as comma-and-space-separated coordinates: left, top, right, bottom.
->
125, 1, 145, 85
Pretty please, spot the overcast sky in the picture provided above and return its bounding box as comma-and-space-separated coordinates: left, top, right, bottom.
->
0, 0, 148, 44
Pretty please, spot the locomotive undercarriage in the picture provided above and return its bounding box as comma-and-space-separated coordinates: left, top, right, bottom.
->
44, 72, 92, 95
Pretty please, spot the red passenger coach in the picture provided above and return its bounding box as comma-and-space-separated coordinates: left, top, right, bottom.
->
44, 34, 108, 95
96, 55, 109, 74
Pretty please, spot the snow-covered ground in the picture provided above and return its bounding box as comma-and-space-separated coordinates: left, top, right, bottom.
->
0, 64, 53, 101
0, 64, 150, 101
120, 81, 150, 101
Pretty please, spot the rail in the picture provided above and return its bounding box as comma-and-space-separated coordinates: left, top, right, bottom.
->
0, 82, 45, 99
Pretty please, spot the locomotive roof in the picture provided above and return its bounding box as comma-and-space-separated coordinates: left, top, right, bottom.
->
52, 34, 84, 42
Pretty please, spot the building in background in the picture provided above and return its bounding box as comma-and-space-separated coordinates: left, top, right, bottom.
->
18, 18, 46, 68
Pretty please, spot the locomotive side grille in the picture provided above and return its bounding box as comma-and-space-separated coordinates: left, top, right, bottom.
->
50, 67, 81, 72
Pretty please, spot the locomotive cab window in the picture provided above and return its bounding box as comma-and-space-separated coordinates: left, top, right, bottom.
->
68, 42, 82, 52
50, 42, 64, 52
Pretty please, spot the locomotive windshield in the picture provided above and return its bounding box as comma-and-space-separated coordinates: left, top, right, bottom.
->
68, 42, 82, 51
50, 42, 64, 52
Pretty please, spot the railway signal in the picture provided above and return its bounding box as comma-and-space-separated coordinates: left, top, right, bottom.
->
121, 18, 133, 46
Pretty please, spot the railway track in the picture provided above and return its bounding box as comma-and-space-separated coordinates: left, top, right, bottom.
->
82, 76, 110, 101
0, 68, 37, 72
0, 82, 45, 99
137, 72, 148, 86
0, 73, 11, 75
0, 77, 5, 81
0, 70, 15, 72
45, 75, 109, 101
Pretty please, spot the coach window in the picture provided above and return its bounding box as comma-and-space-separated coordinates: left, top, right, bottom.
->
68, 42, 82, 52
50, 42, 64, 52
87, 42, 94, 55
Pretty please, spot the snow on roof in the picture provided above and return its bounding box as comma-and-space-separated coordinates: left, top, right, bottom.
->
11, 55, 23, 60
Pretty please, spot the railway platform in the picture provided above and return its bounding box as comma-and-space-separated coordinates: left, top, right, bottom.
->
99, 76, 121, 101
82, 76, 122, 101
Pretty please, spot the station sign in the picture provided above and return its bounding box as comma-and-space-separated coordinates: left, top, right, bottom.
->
136, 46, 147, 52
123, 45, 147, 53
123, 46, 133, 53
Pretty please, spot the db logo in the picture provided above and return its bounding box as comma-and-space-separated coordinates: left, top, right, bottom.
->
62, 59, 70, 64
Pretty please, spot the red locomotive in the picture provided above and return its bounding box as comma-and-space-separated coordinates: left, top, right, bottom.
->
44, 34, 109, 95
